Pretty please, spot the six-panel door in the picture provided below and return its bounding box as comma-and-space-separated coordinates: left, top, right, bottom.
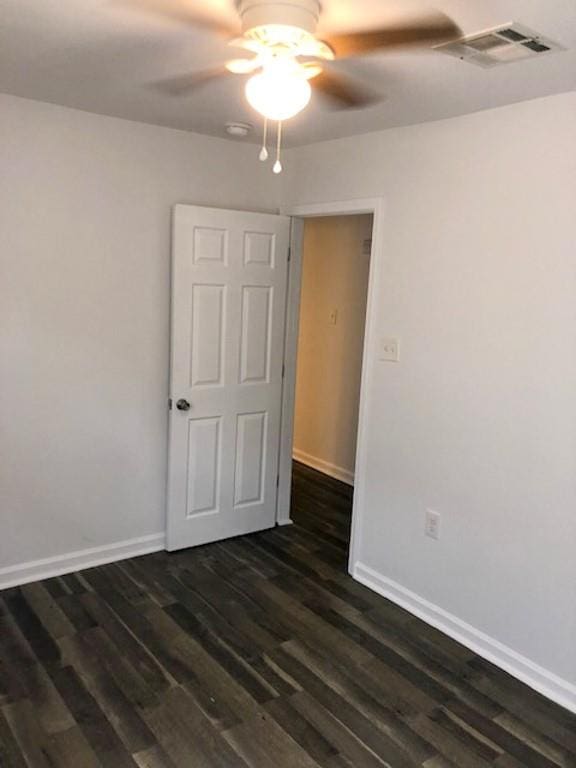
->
167, 205, 291, 550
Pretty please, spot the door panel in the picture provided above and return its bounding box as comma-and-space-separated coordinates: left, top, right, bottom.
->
190, 284, 225, 387
240, 285, 272, 384
244, 231, 275, 266
234, 411, 267, 506
186, 416, 221, 517
167, 205, 290, 550
193, 227, 228, 264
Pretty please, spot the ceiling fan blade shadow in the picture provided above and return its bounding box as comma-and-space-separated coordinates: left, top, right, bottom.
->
313, 68, 382, 109
324, 12, 461, 58
112, 0, 239, 36
150, 66, 230, 95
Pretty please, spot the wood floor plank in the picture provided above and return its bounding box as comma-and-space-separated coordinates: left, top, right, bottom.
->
303, 597, 503, 718
46, 664, 138, 767
43, 726, 103, 768
2, 700, 53, 768
442, 698, 561, 768
0, 707, 29, 768
141, 686, 248, 768
80, 591, 171, 697
56, 593, 98, 633
143, 604, 264, 725
164, 603, 278, 703
493, 711, 576, 767
20, 583, 76, 640
222, 709, 323, 768
407, 711, 497, 768
4, 591, 61, 665
283, 639, 435, 765
267, 646, 419, 768
322, 755, 356, 768
264, 695, 340, 763
0, 462, 574, 767
289, 690, 395, 768
59, 632, 157, 754
132, 744, 177, 768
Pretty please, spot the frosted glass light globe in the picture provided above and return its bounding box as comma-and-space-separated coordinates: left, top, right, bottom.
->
245, 66, 311, 121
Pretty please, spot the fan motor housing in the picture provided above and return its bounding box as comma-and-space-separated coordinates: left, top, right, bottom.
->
236, 0, 321, 35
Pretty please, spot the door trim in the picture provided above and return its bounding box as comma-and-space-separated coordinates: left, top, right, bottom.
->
277, 197, 386, 575
275, 217, 304, 526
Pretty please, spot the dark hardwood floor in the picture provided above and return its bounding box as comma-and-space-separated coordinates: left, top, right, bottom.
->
1, 461, 575, 767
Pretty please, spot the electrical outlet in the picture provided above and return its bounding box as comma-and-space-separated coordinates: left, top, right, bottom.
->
425, 509, 441, 540
329, 308, 338, 326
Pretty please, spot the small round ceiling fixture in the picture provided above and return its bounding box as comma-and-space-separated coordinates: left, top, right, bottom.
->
225, 122, 253, 137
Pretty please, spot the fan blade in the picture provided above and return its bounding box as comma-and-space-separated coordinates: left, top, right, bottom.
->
113, 0, 239, 36
313, 69, 380, 109
151, 66, 229, 95
228, 37, 264, 54
225, 57, 260, 74
323, 12, 461, 58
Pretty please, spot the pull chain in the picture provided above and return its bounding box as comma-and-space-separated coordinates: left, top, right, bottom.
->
273, 121, 283, 174
259, 118, 269, 161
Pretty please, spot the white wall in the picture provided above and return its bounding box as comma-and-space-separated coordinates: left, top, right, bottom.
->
1, 87, 574, 709
0, 94, 280, 575
283, 92, 576, 704
294, 215, 372, 483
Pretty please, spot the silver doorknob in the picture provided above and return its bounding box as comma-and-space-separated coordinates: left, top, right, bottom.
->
176, 399, 191, 411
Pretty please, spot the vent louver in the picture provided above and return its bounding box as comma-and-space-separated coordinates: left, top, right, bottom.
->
435, 23, 563, 68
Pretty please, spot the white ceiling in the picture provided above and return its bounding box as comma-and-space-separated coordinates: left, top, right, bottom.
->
0, 0, 574, 146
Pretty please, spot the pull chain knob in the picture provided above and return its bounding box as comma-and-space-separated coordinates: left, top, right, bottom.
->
273, 120, 283, 174
259, 118, 268, 161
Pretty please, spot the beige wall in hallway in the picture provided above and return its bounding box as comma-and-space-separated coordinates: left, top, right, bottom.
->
293, 214, 373, 483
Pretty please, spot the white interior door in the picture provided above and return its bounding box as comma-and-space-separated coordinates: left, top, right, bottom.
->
167, 204, 291, 550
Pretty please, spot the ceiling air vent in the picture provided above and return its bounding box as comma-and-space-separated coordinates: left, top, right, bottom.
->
435, 23, 564, 68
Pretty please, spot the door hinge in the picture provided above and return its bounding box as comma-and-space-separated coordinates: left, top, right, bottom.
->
168, 398, 173, 410
282, 362, 285, 379
287, 247, 291, 262
276, 473, 280, 488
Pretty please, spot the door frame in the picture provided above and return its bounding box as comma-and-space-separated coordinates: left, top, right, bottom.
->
276, 197, 385, 574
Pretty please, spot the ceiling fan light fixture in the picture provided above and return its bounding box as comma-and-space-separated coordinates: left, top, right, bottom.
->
245, 63, 311, 120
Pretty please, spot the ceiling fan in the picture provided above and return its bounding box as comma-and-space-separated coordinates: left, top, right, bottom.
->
120, 0, 461, 171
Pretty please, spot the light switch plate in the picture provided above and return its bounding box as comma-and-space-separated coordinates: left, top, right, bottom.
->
425, 509, 441, 540
328, 308, 338, 326
378, 337, 400, 362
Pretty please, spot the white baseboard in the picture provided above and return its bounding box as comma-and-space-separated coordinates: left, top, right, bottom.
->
293, 449, 354, 486
0, 533, 166, 590
276, 518, 294, 526
353, 562, 576, 715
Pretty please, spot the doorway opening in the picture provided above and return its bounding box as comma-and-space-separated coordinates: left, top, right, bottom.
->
288, 213, 373, 568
